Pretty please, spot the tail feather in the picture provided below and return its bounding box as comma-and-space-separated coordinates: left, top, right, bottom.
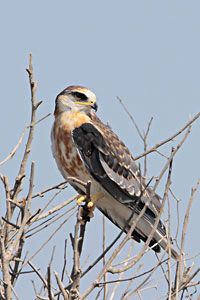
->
131, 216, 179, 260
96, 196, 179, 260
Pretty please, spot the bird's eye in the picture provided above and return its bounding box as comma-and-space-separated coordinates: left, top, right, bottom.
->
72, 91, 88, 101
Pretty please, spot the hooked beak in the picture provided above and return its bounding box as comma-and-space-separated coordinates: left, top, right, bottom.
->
92, 102, 98, 112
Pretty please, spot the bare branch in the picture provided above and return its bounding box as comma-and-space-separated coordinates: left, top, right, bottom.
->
29, 196, 76, 223
96, 258, 168, 286
102, 216, 107, 300
10, 162, 35, 284
143, 117, 153, 177
134, 112, 200, 160
0, 222, 12, 300
32, 180, 68, 199
174, 179, 200, 298
28, 261, 48, 289
0, 129, 26, 166
25, 210, 75, 264
153, 125, 192, 191
55, 271, 69, 299
47, 266, 55, 300
12, 53, 41, 201
68, 208, 88, 299
116, 96, 144, 140
180, 179, 200, 255
1, 176, 12, 245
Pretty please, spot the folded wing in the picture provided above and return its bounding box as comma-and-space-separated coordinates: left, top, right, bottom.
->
72, 122, 178, 259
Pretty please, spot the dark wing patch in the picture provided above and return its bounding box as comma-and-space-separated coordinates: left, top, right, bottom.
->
72, 122, 166, 238
72, 123, 162, 211
72, 123, 142, 196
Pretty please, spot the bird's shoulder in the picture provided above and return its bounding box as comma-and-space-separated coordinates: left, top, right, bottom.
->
90, 114, 137, 170
54, 110, 92, 133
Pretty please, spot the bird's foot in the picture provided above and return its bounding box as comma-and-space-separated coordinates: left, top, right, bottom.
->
86, 192, 101, 217
76, 192, 103, 218
76, 195, 87, 206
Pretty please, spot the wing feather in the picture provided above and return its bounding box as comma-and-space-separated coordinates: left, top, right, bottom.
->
72, 121, 180, 257
72, 120, 162, 216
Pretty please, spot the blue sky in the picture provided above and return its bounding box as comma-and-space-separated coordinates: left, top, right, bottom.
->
0, 1, 200, 299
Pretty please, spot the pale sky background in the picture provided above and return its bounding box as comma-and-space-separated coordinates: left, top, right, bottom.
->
0, 1, 200, 299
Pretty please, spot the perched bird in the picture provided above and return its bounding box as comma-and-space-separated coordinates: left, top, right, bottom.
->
51, 85, 178, 259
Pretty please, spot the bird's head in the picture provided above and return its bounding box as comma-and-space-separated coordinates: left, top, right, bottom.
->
54, 85, 98, 115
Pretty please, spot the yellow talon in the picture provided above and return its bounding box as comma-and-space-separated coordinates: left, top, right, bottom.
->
87, 201, 95, 218
87, 201, 94, 208
76, 192, 103, 207
76, 195, 86, 205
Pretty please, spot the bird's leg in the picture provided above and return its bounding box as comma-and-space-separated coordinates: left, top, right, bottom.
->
87, 192, 103, 207
76, 195, 87, 205
87, 192, 104, 218
76, 192, 103, 207
76, 192, 103, 218
76, 180, 91, 206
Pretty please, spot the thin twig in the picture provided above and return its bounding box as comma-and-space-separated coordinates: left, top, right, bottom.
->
153, 126, 192, 191
47, 266, 55, 300
0, 222, 12, 300
81, 211, 136, 279
174, 179, 200, 298
28, 261, 48, 289
11, 162, 35, 284
34, 113, 51, 126
31, 198, 76, 224
96, 259, 168, 286
12, 53, 41, 201
32, 181, 68, 199
116, 96, 144, 140
68, 182, 92, 299
0, 129, 26, 166
1, 217, 20, 230
61, 239, 68, 282
69, 208, 85, 299
24, 210, 75, 267
134, 112, 200, 160
102, 216, 107, 300
1, 176, 12, 245
143, 117, 153, 177
55, 272, 69, 299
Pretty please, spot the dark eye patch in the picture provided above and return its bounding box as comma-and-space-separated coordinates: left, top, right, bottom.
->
72, 91, 88, 101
